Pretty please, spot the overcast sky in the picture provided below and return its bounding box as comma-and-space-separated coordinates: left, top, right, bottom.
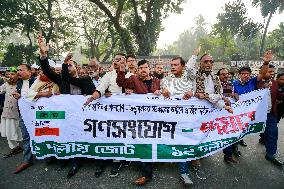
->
157, 0, 284, 49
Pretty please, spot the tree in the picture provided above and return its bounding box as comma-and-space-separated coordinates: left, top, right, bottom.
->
88, 0, 186, 55
198, 35, 238, 61
156, 15, 208, 58
0, 0, 79, 59
213, 0, 262, 54
2, 43, 37, 66
266, 22, 284, 59
67, 0, 120, 62
252, 0, 284, 55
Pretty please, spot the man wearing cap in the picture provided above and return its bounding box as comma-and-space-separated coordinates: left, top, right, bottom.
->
85, 52, 130, 178
88, 58, 100, 87
0, 67, 23, 159
31, 64, 40, 77
54, 64, 62, 74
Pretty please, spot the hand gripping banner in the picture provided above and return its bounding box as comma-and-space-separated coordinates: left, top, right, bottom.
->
19, 89, 268, 162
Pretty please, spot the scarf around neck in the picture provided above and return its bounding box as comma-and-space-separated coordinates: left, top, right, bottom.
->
195, 69, 222, 94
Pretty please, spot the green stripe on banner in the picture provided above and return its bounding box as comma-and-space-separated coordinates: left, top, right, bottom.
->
157, 122, 265, 159
32, 141, 152, 159
182, 129, 193, 132
36, 111, 65, 119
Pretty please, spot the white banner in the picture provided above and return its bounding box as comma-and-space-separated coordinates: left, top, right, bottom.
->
19, 89, 268, 162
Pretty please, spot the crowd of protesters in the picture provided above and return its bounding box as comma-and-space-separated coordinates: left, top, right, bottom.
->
0, 33, 283, 186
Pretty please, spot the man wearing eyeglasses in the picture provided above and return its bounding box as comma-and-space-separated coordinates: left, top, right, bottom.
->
125, 54, 137, 77
233, 51, 272, 148
85, 53, 126, 103
184, 52, 233, 180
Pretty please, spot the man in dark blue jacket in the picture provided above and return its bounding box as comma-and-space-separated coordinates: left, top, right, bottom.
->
13, 64, 36, 174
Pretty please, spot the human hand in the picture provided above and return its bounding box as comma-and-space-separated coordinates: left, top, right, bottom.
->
223, 97, 231, 106
224, 105, 233, 114
64, 52, 73, 64
105, 91, 112, 97
12, 92, 21, 99
182, 91, 193, 100
37, 32, 49, 57
193, 45, 201, 56
262, 50, 273, 64
195, 92, 207, 99
125, 88, 133, 95
84, 96, 94, 105
162, 88, 170, 99
153, 90, 161, 96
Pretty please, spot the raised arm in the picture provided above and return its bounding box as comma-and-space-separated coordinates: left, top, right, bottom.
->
115, 62, 133, 89
185, 46, 200, 80
37, 33, 61, 84
39, 57, 61, 84
257, 50, 273, 81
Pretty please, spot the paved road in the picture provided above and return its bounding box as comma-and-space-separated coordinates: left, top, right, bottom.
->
1, 120, 284, 189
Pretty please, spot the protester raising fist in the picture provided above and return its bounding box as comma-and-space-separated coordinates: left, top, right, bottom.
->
37, 33, 49, 57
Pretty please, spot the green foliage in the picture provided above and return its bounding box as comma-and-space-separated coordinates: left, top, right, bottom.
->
88, 0, 186, 56
0, 0, 79, 57
199, 35, 238, 62
213, 0, 262, 54
252, 0, 284, 17
252, 0, 284, 55
156, 15, 208, 58
66, 0, 120, 62
157, 10, 263, 62
2, 43, 37, 67
266, 22, 284, 60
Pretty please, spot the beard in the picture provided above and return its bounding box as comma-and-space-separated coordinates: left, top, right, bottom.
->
154, 72, 164, 79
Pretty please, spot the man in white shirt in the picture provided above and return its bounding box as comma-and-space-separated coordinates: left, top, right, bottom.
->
13, 64, 36, 174
86, 53, 126, 101
84, 52, 127, 178
184, 53, 232, 180
161, 56, 196, 186
88, 58, 100, 87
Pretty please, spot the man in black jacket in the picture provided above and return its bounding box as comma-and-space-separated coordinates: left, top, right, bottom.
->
39, 55, 96, 95
38, 33, 96, 178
